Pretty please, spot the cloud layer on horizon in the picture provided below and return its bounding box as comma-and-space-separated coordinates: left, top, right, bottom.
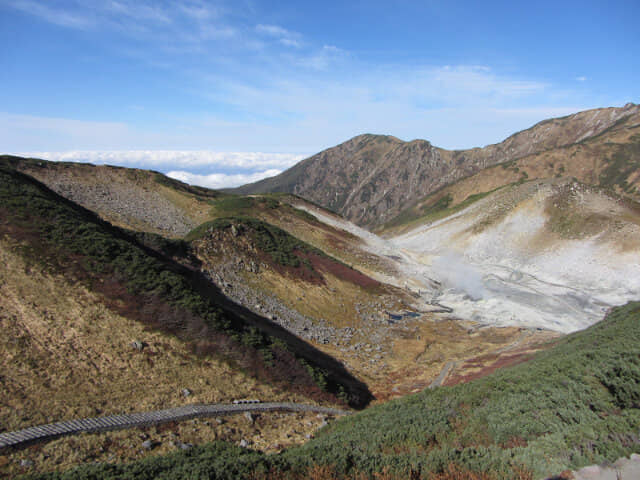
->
17, 150, 305, 169
166, 169, 283, 189
14, 150, 305, 189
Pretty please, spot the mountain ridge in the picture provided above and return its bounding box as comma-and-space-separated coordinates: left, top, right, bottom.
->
232, 103, 640, 227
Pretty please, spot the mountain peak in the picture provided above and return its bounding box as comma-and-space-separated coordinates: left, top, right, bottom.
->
232, 104, 640, 228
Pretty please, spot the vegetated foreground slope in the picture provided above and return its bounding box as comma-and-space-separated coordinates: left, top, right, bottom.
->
233, 103, 640, 228
0, 240, 293, 431
30, 301, 640, 479
0, 165, 372, 409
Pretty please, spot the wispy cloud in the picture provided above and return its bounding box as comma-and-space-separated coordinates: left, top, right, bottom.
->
296, 45, 348, 70
256, 23, 302, 48
0, 112, 133, 150
5, 0, 93, 28
107, 1, 171, 24
576, 76, 587, 82
166, 169, 283, 189
1, 0, 236, 52
190, 64, 579, 149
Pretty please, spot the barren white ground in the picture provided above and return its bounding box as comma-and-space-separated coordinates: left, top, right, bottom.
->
295, 184, 640, 334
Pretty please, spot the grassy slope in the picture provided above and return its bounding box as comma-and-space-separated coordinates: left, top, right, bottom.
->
30, 301, 640, 479
199, 195, 393, 290
289, 301, 640, 477
0, 240, 287, 431
0, 240, 336, 477
0, 166, 372, 408
0, 156, 399, 400
186, 216, 364, 280
379, 187, 503, 234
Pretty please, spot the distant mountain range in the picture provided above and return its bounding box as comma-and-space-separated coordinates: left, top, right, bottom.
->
232, 103, 640, 228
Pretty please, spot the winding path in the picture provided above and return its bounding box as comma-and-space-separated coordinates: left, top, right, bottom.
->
0, 402, 349, 451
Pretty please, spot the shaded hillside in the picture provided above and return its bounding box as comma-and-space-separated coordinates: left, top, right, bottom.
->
0, 166, 372, 408
31, 301, 640, 479
233, 103, 639, 228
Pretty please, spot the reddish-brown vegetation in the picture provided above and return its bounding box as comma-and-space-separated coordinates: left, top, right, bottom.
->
444, 352, 534, 386
309, 252, 381, 289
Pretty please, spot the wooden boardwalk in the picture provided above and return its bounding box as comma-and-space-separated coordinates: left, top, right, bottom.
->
0, 402, 348, 450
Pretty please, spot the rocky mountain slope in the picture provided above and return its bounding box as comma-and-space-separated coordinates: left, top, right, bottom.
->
233, 103, 640, 228
0, 155, 221, 237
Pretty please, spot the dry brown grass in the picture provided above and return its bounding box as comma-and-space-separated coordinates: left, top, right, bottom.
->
247, 269, 382, 330
156, 183, 213, 226
0, 239, 326, 474
369, 320, 559, 401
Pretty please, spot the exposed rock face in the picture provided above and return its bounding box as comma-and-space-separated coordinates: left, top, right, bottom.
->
234, 104, 640, 228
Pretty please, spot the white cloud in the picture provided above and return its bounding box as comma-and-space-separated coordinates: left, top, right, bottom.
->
1, 0, 236, 53
5, 0, 93, 28
166, 169, 282, 189
576, 76, 587, 82
296, 45, 347, 70
256, 23, 302, 48
192, 64, 587, 149
107, 1, 171, 24
4, 3, 590, 154
0, 2, 599, 153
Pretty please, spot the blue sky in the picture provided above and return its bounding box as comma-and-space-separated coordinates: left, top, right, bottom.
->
1, 0, 638, 188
